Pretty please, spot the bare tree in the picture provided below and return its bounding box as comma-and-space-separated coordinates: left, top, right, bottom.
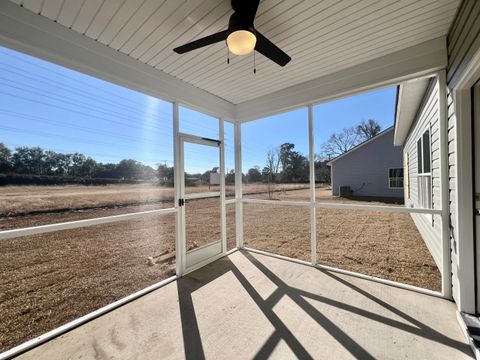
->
356, 119, 381, 141
320, 127, 360, 160
263, 147, 281, 199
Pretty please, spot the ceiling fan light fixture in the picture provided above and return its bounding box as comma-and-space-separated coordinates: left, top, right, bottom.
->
226, 30, 256, 55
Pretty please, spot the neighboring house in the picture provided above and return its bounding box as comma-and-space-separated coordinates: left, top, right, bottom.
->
394, 77, 442, 270
327, 127, 404, 199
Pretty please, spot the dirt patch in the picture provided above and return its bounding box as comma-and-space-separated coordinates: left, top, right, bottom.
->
243, 204, 441, 292
0, 185, 440, 353
0, 197, 237, 352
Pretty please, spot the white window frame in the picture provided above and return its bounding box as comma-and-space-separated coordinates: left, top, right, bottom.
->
388, 167, 404, 189
417, 128, 433, 209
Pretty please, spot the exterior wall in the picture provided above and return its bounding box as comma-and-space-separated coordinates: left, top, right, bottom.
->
330, 129, 404, 198
403, 79, 443, 269
446, 0, 480, 307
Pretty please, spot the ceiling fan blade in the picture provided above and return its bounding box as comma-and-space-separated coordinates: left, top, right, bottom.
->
173, 30, 228, 54
231, 0, 260, 25
254, 31, 291, 67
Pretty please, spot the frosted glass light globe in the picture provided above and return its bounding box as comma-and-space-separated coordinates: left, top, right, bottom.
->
227, 30, 256, 55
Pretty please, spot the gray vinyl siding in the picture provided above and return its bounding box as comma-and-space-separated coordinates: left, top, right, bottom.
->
404, 79, 442, 269
446, 0, 480, 305
330, 129, 404, 199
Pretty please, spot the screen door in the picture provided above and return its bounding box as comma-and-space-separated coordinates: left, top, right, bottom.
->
179, 134, 225, 273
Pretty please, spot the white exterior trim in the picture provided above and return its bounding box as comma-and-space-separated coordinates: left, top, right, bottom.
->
394, 77, 432, 146
438, 71, 452, 299
451, 45, 480, 313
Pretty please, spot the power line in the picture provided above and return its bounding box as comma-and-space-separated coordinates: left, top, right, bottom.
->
0, 110, 173, 146
0, 79, 174, 134
0, 63, 174, 121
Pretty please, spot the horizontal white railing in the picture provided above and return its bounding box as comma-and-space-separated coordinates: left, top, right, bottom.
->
0, 207, 177, 241
243, 198, 310, 207
184, 191, 220, 200
1, 197, 439, 242
242, 197, 442, 215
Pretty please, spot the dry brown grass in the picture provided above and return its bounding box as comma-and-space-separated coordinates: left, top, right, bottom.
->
243, 204, 440, 291
0, 185, 440, 352
0, 183, 309, 216
0, 198, 236, 352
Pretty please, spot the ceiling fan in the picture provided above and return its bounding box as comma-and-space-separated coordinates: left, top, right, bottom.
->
173, 0, 291, 67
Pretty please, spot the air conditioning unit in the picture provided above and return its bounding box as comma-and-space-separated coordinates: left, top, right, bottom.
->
339, 186, 351, 198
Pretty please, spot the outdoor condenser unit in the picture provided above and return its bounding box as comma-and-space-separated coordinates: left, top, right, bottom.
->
339, 186, 351, 198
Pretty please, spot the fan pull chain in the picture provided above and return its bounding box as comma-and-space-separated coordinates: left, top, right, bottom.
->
227, 47, 230, 64
253, 51, 256, 74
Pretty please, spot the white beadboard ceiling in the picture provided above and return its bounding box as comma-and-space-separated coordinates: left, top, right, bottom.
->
8, 0, 460, 105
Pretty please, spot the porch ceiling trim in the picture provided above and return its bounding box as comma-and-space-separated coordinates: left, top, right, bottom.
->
0, 1, 448, 124
234, 37, 447, 123
0, 1, 235, 121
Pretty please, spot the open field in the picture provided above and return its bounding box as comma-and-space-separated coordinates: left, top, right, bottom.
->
0, 184, 440, 352
0, 183, 311, 217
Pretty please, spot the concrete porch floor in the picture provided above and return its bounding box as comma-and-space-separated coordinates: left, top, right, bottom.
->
19, 250, 472, 359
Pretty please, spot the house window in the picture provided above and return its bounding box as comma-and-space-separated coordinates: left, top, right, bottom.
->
417, 129, 432, 209
388, 168, 404, 189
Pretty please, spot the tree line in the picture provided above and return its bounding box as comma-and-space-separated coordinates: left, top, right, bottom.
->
0, 143, 224, 187
0, 143, 163, 184
243, 119, 382, 184
0, 119, 381, 186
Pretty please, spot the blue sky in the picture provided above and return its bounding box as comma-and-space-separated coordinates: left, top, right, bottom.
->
242, 87, 396, 170
0, 46, 396, 174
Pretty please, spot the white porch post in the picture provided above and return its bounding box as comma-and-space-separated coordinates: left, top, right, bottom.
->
235, 121, 244, 248
438, 71, 452, 299
173, 102, 183, 276
220, 118, 227, 253
308, 105, 317, 265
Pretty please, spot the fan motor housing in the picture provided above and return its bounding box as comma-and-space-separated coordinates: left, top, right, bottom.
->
228, 12, 255, 35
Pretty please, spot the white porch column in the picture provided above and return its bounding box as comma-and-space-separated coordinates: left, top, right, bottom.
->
235, 121, 244, 248
308, 105, 317, 265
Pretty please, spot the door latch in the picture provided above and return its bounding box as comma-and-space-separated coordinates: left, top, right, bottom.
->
178, 198, 185, 207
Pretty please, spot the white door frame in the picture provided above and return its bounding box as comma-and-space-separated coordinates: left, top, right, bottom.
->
473, 82, 480, 313
177, 133, 226, 275
452, 45, 480, 314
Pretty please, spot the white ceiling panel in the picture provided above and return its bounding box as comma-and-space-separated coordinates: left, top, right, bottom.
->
10, 0, 461, 104
56, 0, 85, 28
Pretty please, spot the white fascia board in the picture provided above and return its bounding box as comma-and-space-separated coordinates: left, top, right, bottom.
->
393, 77, 431, 146
234, 37, 447, 123
0, 1, 235, 121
